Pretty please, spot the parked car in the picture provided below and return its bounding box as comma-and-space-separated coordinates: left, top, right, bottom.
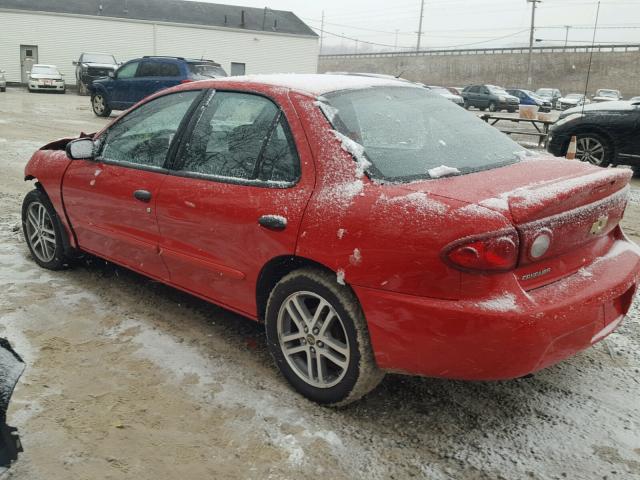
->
27, 64, 65, 93
22, 74, 640, 405
73, 52, 118, 96
630, 96, 640, 103
0, 69, 6, 92
461, 84, 519, 112
426, 85, 464, 106
535, 88, 562, 109
446, 86, 464, 96
89, 56, 227, 117
593, 89, 622, 102
506, 88, 552, 112
557, 93, 590, 110
548, 100, 640, 169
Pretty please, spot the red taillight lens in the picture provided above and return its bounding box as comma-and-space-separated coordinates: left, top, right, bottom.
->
443, 230, 520, 272
180, 79, 194, 84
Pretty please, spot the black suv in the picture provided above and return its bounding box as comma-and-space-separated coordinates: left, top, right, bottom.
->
74, 53, 119, 95
462, 85, 520, 112
89, 56, 227, 117
547, 100, 640, 169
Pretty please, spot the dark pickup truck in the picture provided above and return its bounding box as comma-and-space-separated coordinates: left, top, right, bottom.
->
73, 52, 118, 95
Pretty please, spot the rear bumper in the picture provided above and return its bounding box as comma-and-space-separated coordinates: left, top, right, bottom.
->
356, 240, 640, 380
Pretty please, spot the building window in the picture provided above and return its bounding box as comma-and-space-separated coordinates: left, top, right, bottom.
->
230, 62, 246, 76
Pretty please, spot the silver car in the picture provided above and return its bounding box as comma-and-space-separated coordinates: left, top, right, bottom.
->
27, 64, 65, 93
0, 69, 6, 92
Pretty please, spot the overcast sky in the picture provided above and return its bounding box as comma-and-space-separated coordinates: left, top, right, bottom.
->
194, 0, 640, 52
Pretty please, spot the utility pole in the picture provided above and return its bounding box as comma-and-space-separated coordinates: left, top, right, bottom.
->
527, 0, 541, 87
416, 0, 425, 52
319, 10, 325, 55
564, 25, 571, 47
395, 29, 399, 51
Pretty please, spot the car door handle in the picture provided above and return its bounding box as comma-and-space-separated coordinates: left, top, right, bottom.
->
258, 215, 287, 231
133, 189, 152, 202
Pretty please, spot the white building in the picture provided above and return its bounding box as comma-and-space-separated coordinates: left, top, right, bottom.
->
0, 0, 319, 85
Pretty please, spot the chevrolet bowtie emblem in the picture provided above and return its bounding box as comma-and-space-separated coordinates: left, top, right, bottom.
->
590, 215, 609, 235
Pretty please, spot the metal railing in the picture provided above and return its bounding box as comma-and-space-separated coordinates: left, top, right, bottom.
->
319, 44, 640, 59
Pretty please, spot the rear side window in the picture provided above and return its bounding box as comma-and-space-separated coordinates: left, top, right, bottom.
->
137, 61, 180, 77
323, 86, 526, 182
179, 92, 293, 181
258, 117, 300, 183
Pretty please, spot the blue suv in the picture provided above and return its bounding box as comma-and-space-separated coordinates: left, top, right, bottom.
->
89, 56, 227, 117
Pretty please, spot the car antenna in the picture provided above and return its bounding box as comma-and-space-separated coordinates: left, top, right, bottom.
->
395, 70, 405, 79
581, 1, 601, 116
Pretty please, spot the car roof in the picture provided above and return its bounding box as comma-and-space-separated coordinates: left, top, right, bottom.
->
210, 74, 420, 96
33, 64, 58, 68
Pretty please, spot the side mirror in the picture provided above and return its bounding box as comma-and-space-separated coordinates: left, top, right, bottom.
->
66, 138, 95, 160
72, 60, 78, 66
108, 71, 115, 78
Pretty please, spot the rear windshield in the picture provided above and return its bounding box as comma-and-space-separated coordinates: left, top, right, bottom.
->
82, 53, 116, 64
597, 90, 618, 97
322, 86, 527, 182
536, 89, 552, 96
188, 63, 228, 79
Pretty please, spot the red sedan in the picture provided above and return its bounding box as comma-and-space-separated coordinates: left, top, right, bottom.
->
22, 74, 640, 405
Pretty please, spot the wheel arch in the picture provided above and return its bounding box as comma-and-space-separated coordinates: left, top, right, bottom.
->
256, 255, 342, 323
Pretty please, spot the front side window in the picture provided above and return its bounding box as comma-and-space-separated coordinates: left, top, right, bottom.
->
180, 92, 297, 182
323, 86, 526, 182
137, 61, 180, 78
117, 61, 139, 79
99, 91, 200, 168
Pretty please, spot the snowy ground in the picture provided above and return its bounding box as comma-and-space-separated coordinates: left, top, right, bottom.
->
1, 87, 640, 479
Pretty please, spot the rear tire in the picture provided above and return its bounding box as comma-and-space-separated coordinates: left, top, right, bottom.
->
488, 102, 497, 112
91, 93, 111, 117
265, 268, 384, 406
0, 87, 5, 92
463, 100, 470, 110
22, 189, 73, 270
574, 133, 612, 167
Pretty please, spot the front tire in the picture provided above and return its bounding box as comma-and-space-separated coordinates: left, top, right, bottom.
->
91, 93, 112, 117
488, 102, 497, 112
265, 268, 384, 406
22, 189, 72, 270
575, 133, 612, 167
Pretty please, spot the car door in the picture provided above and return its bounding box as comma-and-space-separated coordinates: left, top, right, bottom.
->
136, 60, 183, 100
465, 85, 476, 106
155, 89, 315, 317
480, 86, 491, 108
62, 89, 203, 280
108, 60, 141, 109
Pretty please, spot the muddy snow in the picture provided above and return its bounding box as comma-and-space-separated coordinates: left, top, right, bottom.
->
1, 88, 640, 479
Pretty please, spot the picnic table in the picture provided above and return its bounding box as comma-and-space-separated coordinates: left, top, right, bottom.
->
480, 113, 555, 148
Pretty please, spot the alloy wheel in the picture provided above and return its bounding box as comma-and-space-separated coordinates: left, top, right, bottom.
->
277, 291, 350, 389
93, 95, 105, 114
25, 202, 56, 263
576, 137, 606, 165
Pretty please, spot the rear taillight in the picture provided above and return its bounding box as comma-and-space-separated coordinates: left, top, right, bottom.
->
181, 79, 194, 84
443, 229, 519, 272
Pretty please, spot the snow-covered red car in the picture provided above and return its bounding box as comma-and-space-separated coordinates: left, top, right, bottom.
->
21, 74, 640, 405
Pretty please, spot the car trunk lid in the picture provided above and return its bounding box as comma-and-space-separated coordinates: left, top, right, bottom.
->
401, 158, 631, 287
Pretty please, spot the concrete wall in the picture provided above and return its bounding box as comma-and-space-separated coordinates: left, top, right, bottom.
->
0, 9, 319, 85
319, 50, 640, 98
